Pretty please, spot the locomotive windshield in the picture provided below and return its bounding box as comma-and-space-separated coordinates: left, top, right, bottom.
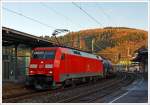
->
32, 50, 55, 59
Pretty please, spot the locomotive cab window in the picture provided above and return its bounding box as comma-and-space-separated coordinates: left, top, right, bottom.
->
32, 50, 55, 59
32, 51, 45, 59
45, 51, 55, 59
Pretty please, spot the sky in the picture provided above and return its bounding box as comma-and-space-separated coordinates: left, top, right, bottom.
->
2, 2, 148, 37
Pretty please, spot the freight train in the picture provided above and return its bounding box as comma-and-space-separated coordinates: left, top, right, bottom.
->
27, 47, 113, 90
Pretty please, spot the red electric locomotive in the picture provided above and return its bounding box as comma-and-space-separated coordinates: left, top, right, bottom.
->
27, 47, 104, 90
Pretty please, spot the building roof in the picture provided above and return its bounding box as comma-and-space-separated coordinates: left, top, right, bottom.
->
132, 48, 148, 62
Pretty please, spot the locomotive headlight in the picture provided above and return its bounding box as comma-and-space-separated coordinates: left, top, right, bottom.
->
30, 70, 33, 73
49, 71, 53, 74
30, 64, 37, 68
45, 64, 53, 68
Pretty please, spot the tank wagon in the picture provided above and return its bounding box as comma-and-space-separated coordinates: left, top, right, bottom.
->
102, 58, 113, 77
27, 47, 113, 90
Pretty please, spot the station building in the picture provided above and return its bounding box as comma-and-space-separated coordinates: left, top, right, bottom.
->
132, 47, 148, 78
2, 27, 55, 83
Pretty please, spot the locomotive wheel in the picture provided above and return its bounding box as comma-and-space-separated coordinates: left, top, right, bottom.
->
82, 78, 86, 83
61, 80, 69, 88
71, 79, 76, 87
89, 77, 93, 83
63, 79, 72, 87
51, 82, 57, 89
93, 77, 97, 82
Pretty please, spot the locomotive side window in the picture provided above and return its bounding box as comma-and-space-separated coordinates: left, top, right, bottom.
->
32, 50, 55, 59
73, 51, 81, 55
61, 53, 65, 60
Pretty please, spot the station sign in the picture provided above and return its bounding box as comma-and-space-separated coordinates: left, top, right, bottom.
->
118, 60, 132, 65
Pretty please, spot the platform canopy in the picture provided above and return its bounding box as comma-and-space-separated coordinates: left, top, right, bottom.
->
2, 27, 56, 47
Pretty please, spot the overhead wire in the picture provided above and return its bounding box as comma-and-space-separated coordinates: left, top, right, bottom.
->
96, 4, 111, 20
3, 7, 56, 29
95, 3, 112, 26
40, 3, 82, 29
72, 2, 102, 27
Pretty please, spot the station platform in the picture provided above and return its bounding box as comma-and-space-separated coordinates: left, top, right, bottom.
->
109, 75, 148, 103
2, 81, 26, 98
2, 81, 25, 90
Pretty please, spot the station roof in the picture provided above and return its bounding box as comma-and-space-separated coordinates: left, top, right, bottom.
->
2, 27, 56, 47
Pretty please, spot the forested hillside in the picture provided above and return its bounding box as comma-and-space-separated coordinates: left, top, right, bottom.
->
42, 27, 148, 63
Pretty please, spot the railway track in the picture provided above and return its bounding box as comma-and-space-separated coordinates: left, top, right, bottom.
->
57, 72, 136, 103
2, 72, 135, 103
2, 74, 116, 103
